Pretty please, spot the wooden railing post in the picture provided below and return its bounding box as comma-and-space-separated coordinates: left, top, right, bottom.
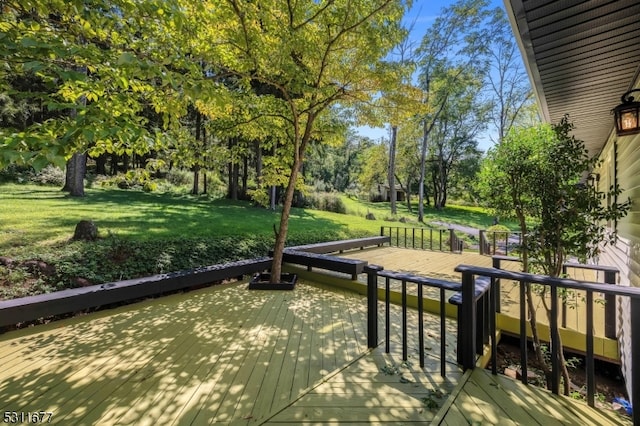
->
479, 230, 485, 255
365, 265, 383, 348
491, 256, 502, 313
449, 229, 455, 252
460, 271, 476, 370
604, 270, 617, 339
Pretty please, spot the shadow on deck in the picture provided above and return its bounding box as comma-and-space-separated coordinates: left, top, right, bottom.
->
0, 245, 631, 424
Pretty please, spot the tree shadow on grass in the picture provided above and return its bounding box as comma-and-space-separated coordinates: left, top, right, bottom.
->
2, 187, 354, 253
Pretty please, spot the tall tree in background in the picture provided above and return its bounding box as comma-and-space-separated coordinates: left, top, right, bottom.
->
382, 23, 420, 215
394, 120, 422, 212
415, 0, 494, 220
428, 69, 488, 208
485, 8, 536, 143
0, 0, 201, 193
199, 0, 408, 282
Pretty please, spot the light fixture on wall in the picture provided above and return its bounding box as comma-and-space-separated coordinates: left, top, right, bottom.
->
613, 89, 640, 136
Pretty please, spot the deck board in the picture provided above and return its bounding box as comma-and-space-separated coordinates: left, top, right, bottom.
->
437, 368, 631, 425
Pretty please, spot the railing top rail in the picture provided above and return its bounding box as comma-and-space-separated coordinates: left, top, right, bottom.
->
492, 255, 520, 262
375, 269, 461, 291
563, 262, 619, 273
491, 255, 620, 274
455, 264, 640, 298
381, 225, 452, 231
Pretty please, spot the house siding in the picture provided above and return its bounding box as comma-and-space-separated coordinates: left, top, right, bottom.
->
596, 130, 640, 399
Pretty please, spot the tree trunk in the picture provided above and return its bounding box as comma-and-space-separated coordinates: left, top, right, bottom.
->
270, 152, 302, 283
63, 153, 87, 197
192, 166, 200, 195
122, 154, 129, 173
398, 174, 412, 213
230, 163, 239, 200
95, 153, 107, 175
518, 213, 553, 388
418, 120, 429, 222
227, 138, 239, 200
270, 115, 315, 284
389, 125, 397, 215
242, 155, 248, 199
110, 154, 118, 175
192, 112, 202, 195
255, 140, 263, 179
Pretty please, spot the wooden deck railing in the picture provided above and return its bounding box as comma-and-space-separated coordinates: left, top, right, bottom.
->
453, 264, 640, 425
0, 257, 272, 330
365, 265, 462, 377
492, 255, 619, 338
478, 230, 523, 255
380, 226, 463, 253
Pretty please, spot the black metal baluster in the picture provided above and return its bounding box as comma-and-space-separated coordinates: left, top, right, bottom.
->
402, 279, 407, 360
586, 290, 594, 407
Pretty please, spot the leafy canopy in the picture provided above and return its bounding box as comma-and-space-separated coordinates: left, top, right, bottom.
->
479, 116, 630, 276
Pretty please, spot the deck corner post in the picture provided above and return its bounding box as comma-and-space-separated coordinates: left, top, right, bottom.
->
449, 229, 455, 252
604, 269, 617, 339
460, 270, 476, 370
365, 265, 383, 349
491, 256, 502, 313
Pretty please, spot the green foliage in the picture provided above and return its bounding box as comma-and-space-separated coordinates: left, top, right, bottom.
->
481, 116, 630, 276
165, 169, 193, 187
31, 165, 65, 186
486, 224, 511, 244
304, 132, 373, 193
358, 143, 389, 194
301, 192, 347, 214
0, 0, 197, 170
479, 116, 631, 394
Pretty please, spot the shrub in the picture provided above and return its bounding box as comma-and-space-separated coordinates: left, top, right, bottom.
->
143, 181, 158, 192
302, 192, 346, 214
31, 165, 65, 186
0, 164, 33, 183
166, 169, 193, 187
0, 225, 374, 298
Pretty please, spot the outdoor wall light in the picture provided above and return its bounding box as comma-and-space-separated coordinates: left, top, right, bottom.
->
587, 173, 600, 186
613, 89, 640, 136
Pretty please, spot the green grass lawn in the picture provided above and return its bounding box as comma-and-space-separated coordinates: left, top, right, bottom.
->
340, 194, 509, 230
1, 184, 507, 256
0, 183, 505, 298
0, 184, 384, 254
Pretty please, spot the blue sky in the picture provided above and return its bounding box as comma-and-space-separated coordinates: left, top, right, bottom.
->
355, 0, 507, 153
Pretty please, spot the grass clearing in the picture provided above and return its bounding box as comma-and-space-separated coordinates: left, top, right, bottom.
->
0, 184, 505, 298
0, 184, 376, 255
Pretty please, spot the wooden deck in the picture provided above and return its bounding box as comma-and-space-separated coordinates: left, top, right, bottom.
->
435, 368, 629, 425
0, 247, 628, 424
0, 275, 462, 425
